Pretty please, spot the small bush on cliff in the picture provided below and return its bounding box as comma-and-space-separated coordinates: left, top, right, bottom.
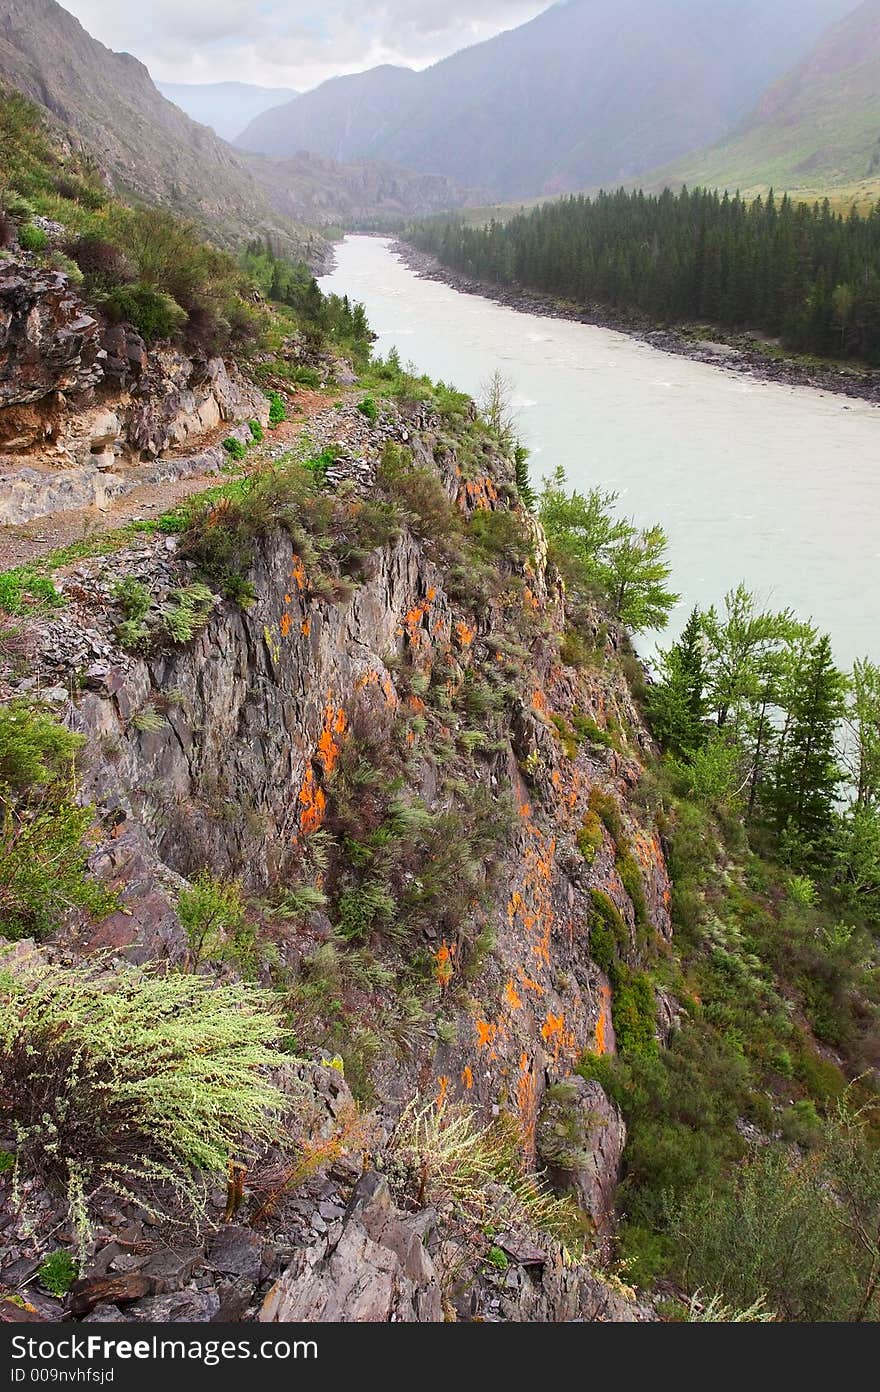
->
357, 396, 379, 424
17, 223, 48, 254
37, 1250, 79, 1298
0, 953, 288, 1238
0, 700, 83, 791
0, 703, 116, 940
222, 436, 248, 461
65, 235, 134, 290
248, 419, 264, 444
268, 391, 287, 427
104, 283, 187, 342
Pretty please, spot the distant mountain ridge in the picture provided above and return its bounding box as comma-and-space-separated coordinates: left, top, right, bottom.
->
0, 0, 317, 256
0, 0, 478, 253
236, 0, 858, 200
157, 81, 299, 143
655, 0, 880, 198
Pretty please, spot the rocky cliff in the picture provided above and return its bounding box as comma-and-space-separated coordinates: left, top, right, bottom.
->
0, 260, 268, 524
1, 347, 671, 1321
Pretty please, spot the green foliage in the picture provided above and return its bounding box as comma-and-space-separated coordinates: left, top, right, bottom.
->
589, 890, 629, 973
0, 703, 114, 940
267, 390, 287, 427
248, 419, 264, 443
646, 608, 707, 757
223, 436, 248, 461
588, 786, 625, 845
577, 811, 604, 864
0, 701, 83, 791
178, 870, 262, 976
0, 952, 289, 1236
0, 567, 63, 616
18, 222, 48, 253
0, 1149, 15, 1174
104, 283, 187, 341
608, 962, 657, 1057
539, 468, 677, 632
112, 577, 214, 651
38, 1250, 79, 1297
0, 800, 118, 940
357, 395, 379, 424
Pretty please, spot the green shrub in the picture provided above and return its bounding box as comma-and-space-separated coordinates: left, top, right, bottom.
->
589, 786, 626, 845
609, 963, 657, 1057
248, 419, 264, 444
571, 710, 614, 749
0, 1149, 15, 1174
38, 1250, 79, 1297
577, 811, 605, 864
293, 366, 321, 388
0, 953, 289, 1236
104, 283, 187, 341
0, 801, 117, 940
18, 223, 48, 253
223, 436, 247, 461
179, 870, 260, 975
267, 390, 287, 427
0, 567, 62, 615
357, 396, 379, 424
0, 701, 83, 792
590, 890, 629, 965
617, 850, 648, 927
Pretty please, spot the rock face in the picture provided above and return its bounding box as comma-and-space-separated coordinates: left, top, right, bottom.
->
3, 395, 673, 1322
0, 263, 102, 408
537, 1076, 626, 1234
261, 1173, 442, 1323
0, 261, 268, 523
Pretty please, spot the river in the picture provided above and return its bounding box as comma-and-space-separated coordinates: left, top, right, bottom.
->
320, 235, 880, 668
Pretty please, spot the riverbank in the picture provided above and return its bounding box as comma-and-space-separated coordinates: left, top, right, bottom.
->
392, 239, 880, 407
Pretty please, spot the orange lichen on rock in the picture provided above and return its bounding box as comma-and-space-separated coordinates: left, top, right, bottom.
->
541, 1009, 576, 1064
518, 969, 545, 998
455, 621, 476, 649
280, 613, 292, 639
595, 981, 613, 1057
531, 687, 549, 715
301, 618, 311, 637
434, 941, 455, 991
504, 978, 523, 1011
316, 703, 347, 777
516, 1052, 539, 1164
461, 1065, 474, 1091
462, 476, 499, 511
299, 766, 327, 835
475, 1018, 497, 1050
290, 556, 307, 592
436, 1075, 450, 1111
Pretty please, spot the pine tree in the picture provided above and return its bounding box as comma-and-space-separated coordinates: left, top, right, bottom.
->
647, 608, 707, 756
769, 634, 847, 857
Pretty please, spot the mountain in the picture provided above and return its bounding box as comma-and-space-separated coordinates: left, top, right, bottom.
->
236, 0, 857, 200
157, 80, 298, 143
0, 0, 317, 256
248, 150, 488, 228
655, 0, 880, 198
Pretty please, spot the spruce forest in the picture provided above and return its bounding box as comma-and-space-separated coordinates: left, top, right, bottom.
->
409, 189, 880, 362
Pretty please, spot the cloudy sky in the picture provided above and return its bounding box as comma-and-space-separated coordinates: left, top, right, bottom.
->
60, 1, 553, 91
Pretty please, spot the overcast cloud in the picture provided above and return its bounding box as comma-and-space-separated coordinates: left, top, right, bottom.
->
61, 1, 552, 90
